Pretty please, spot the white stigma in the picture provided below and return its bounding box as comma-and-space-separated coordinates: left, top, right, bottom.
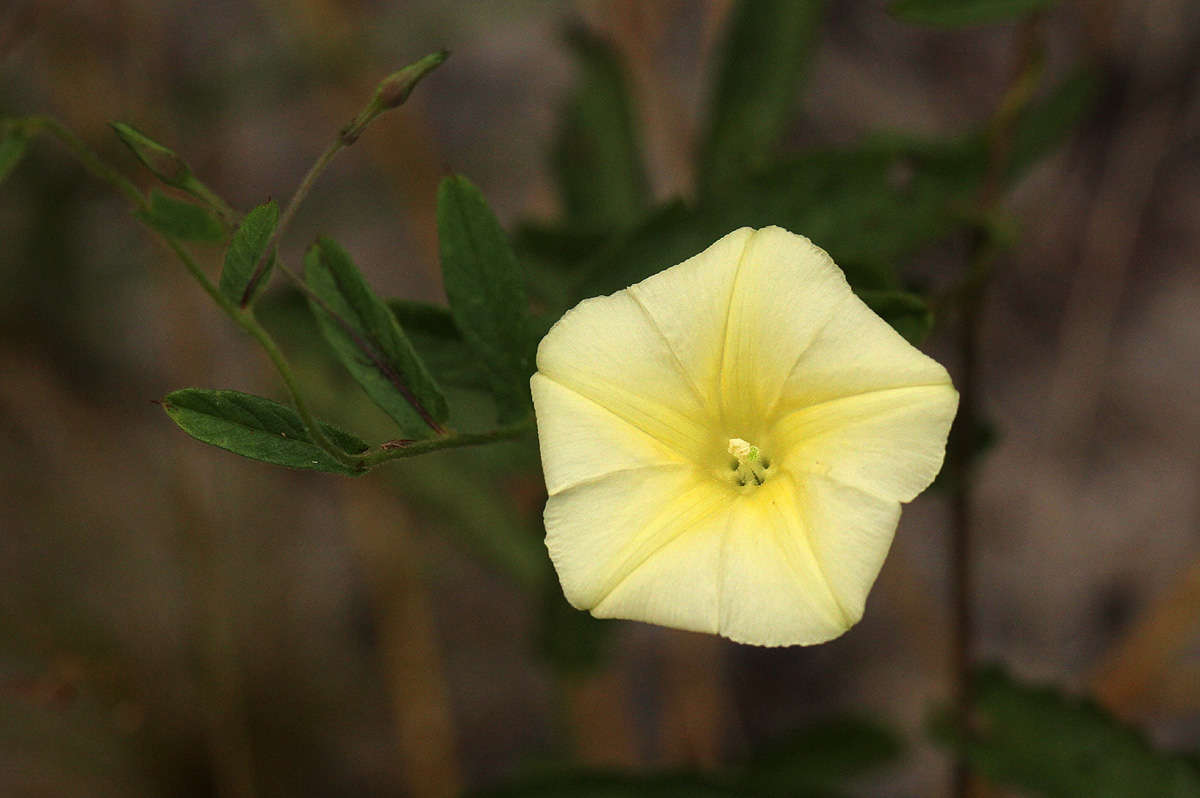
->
728, 438, 759, 464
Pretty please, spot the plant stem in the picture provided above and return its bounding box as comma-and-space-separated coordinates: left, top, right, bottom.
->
357, 416, 536, 467
948, 18, 1044, 798
20, 115, 361, 469
241, 139, 343, 305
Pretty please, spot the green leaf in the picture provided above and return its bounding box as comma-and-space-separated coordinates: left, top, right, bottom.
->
219, 200, 279, 306
580, 138, 986, 300
889, 0, 1056, 27
437, 175, 536, 421
162, 388, 367, 475
304, 237, 448, 437
136, 189, 224, 241
386, 299, 492, 392
698, 0, 826, 194
1007, 68, 1100, 182
513, 223, 611, 273
858, 290, 935, 344
739, 716, 902, 794
0, 125, 30, 185
552, 27, 648, 230
933, 666, 1200, 798
110, 121, 194, 188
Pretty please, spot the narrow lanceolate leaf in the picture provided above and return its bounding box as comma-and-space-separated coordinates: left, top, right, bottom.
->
219, 200, 279, 306
553, 27, 648, 231
110, 121, 193, 188
889, 0, 1055, 28
698, 0, 826, 195
387, 299, 492, 392
304, 237, 448, 437
136, 189, 224, 241
163, 388, 367, 475
0, 125, 30, 185
933, 666, 1200, 798
437, 175, 536, 421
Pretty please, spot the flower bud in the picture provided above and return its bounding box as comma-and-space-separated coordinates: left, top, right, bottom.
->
110, 122, 192, 188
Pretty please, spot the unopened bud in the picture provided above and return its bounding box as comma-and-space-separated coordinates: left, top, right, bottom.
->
110, 122, 193, 188
339, 50, 449, 145
375, 50, 449, 110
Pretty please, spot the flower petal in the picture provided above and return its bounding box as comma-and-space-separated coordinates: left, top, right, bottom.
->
545, 467, 726, 617
575, 475, 854, 647
531, 374, 688, 496
536, 290, 715, 462
719, 227, 852, 431
775, 383, 958, 502
773, 290, 952, 415
793, 473, 902, 624
713, 479, 851, 646
626, 227, 754, 407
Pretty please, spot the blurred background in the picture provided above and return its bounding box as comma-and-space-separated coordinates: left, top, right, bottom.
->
1, 1, 1198, 796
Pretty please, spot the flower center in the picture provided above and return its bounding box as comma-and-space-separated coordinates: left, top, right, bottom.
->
726, 437, 773, 491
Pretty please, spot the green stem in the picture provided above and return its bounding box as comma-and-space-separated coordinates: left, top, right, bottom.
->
19, 114, 360, 470
187, 177, 239, 229
241, 139, 343, 305
949, 17, 1045, 798
358, 415, 536, 467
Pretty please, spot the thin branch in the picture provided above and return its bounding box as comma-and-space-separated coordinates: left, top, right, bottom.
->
948, 17, 1045, 798
357, 416, 535, 468
16, 115, 361, 469
240, 139, 342, 307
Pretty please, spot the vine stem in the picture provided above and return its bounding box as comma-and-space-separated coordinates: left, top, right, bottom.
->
357, 416, 536, 467
20, 115, 361, 469
949, 17, 1044, 798
16, 112, 524, 471
240, 139, 342, 307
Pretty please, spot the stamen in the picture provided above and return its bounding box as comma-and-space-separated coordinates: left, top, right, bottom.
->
727, 438, 770, 490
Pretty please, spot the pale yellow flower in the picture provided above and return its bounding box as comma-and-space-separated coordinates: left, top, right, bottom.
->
531, 227, 957, 646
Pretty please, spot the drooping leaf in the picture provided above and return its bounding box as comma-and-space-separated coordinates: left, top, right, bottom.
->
387, 299, 492, 392
304, 237, 448, 437
136, 189, 223, 241
1007, 68, 1100, 182
110, 121, 194, 188
437, 175, 536, 421
889, 0, 1056, 28
933, 666, 1200, 798
0, 125, 30, 185
698, 0, 826, 194
162, 388, 367, 475
219, 200, 279, 306
859, 289, 935, 344
739, 716, 902, 795
553, 27, 648, 230
580, 138, 986, 300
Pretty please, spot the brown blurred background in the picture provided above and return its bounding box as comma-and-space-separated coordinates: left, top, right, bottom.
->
1, 1, 1198, 796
